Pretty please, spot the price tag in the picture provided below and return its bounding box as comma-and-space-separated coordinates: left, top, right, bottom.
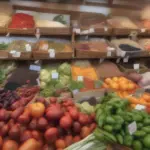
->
120, 51, 126, 57
107, 51, 111, 57
73, 28, 80, 34
141, 28, 146, 33
135, 104, 146, 110
52, 72, 59, 79
133, 64, 140, 70
107, 47, 115, 51
36, 28, 40, 34
77, 76, 83, 82
128, 121, 137, 135
35, 33, 40, 39
36, 78, 40, 86
25, 44, 32, 52
48, 49, 55, 58
116, 58, 121, 63
6, 33, 10, 37
123, 56, 129, 63
29, 65, 41, 71
10, 51, 21, 58
80, 30, 89, 35
72, 89, 79, 95
104, 26, 108, 32
89, 28, 95, 33
99, 58, 105, 63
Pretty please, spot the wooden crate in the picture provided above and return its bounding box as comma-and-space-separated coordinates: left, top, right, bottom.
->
37, 27, 71, 35
7, 28, 35, 35
0, 51, 9, 59
8, 52, 32, 59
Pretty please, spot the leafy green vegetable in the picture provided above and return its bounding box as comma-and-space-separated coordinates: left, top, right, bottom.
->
58, 63, 71, 76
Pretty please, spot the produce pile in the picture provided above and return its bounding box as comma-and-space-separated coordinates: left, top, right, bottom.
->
95, 92, 150, 150
0, 97, 96, 150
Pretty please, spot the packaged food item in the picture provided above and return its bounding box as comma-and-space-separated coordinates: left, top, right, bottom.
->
107, 16, 138, 29
35, 20, 67, 28
9, 13, 35, 29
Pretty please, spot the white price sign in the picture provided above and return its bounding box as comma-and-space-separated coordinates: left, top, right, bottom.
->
77, 76, 84, 82
25, 44, 32, 52
10, 51, 21, 58
48, 49, 55, 58
72, 89, 79, 95
128, 121, 137, 135
135, 104, 146, 110
52, 72, 59, 79
133, 64, 140, 70
29, 65, 41, 71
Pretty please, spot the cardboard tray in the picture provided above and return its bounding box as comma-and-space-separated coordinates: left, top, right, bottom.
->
36, 27, 71, 35
0, 27, 7, 34
7, 28, 35, 35
75, 40, 116, 58
0, 50, 9, 59
8, 52, 32, 59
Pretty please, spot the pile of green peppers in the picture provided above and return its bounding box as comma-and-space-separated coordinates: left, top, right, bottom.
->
94, 93, 150, 150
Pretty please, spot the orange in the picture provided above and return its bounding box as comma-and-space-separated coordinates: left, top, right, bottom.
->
127, 83, 136, 91
119, 82, 128, 91
142, 93, 150, 102
105, 78, 112, 84
102, 83, 109, 89
112, 77, 118, 82
30, 102, 45, 118
110, 82, 119, 90
119, 77, 128, 82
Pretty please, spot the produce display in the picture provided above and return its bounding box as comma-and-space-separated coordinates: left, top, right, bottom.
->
40, 63, 72, 97
95, 92, 150, 150
0, 96, 96, 150
0, 42, 9, 50
9, 13, 35, 29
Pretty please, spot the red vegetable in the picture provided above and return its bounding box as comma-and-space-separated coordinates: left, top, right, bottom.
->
37, 117, 48, 129
55, 139, 66, 149
20, 130, 33, 142
73, 136, 81, 143
69, 109, 79, 120
80, 126, 91, 138
73, 122, 81, 133
11, 107, 24, 120
65, 135, 73, 146
78, 113, 89, 125
44, 127, 58, 142
9, 124, 20, 140
1, 124, 9, 136
46, 105, 63, 121
60, 115, 73, 129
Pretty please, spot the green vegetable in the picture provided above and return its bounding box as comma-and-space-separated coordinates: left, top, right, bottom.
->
103, 125, 113, 132
98, 114, 106, 127
105, 116, 115, 124
124, 135, 133, 146
58, 63, 71, 76
137, 123, 143, 129
142, 126, 150, 133
132, 114, 143, 122
59, 75, 70, 86
134, 130, 146, 137
143, 134, 150, 148
144, 118, 150, 125
0, 43, 9, 50
133, 140, 143, 150
116, 134, 123, 144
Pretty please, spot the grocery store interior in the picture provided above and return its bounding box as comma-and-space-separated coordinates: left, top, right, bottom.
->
0, 0, 150, 150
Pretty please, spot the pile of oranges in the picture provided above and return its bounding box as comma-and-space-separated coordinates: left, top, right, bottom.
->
102, 76, 138, 97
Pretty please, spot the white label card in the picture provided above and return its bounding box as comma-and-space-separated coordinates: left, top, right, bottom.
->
116, 58, 121, 63
99, 58, 105, 63
10, 51, 21, 58
107, 51, 111, 57
135, 104, 146, 110
48, 49, 55, 58
52, 72, 59, 79
36, 28, 40, 34
35, 33, 40, 39
80, 30, 89, 35
104, 27, 108, 32
29, 65, 41, 71
128, 121, 137, 135
36, 78, 40, 86
89, 28, 95, 33
141, 28, 146, 33
25, 44, 32, 52
77, 76, 84, 82
123, 56, 129, 63
72, 89, 79, 95
120, 51, 126, 57
73, 28, 80, 34
133, 64, 140, 70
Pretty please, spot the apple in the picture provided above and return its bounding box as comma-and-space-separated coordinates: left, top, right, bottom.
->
20, 130, 33, 142
30, 102, 45, 118
28, 118, 37, 130
37, 117, 48, 130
